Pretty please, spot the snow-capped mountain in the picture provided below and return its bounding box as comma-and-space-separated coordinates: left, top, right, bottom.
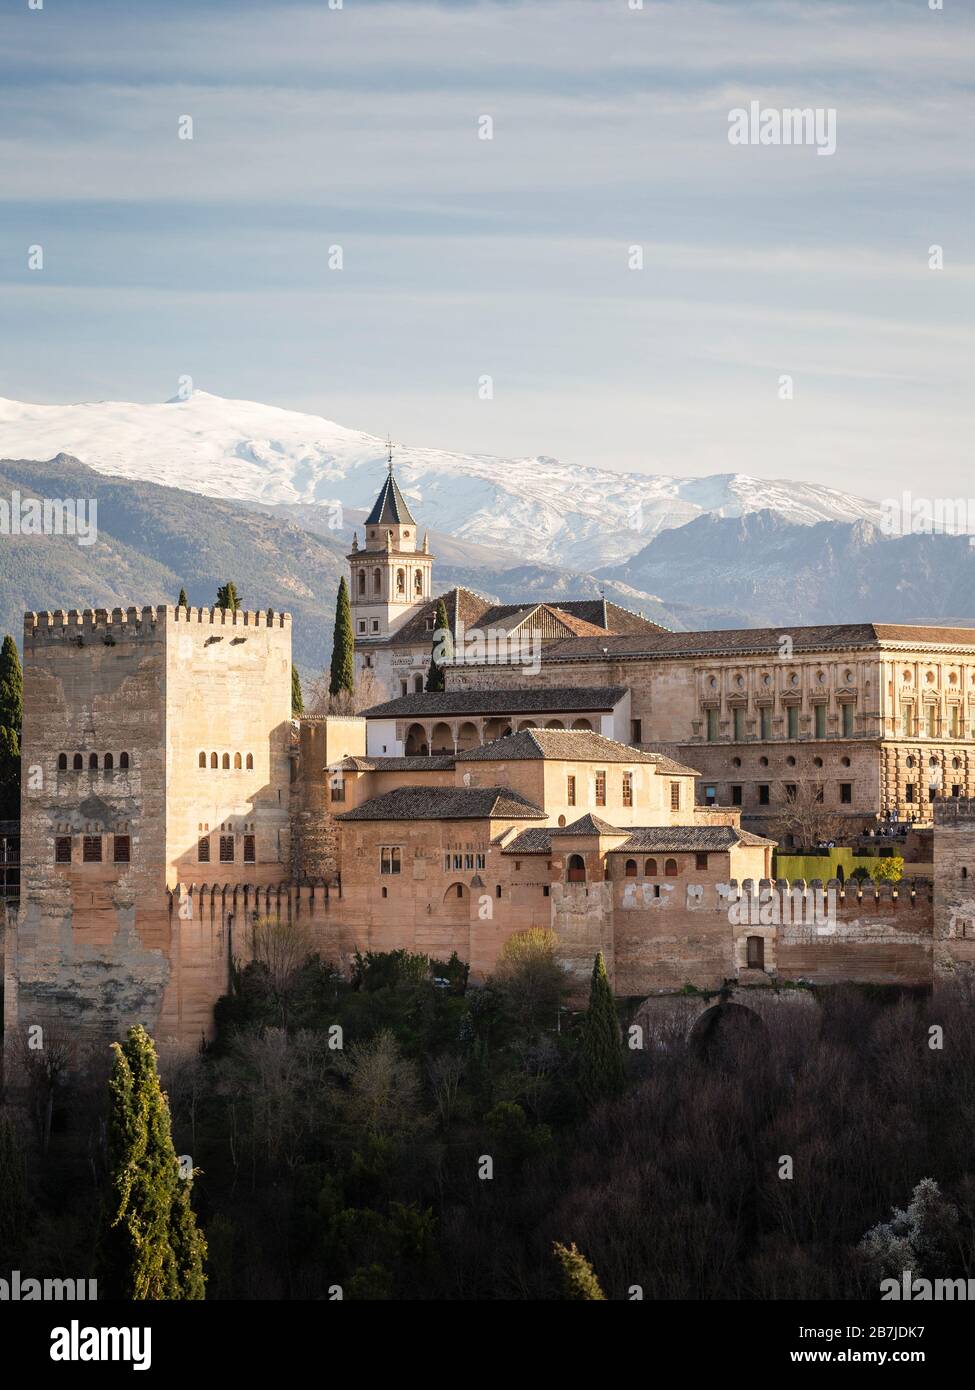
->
0, 390, 887, 570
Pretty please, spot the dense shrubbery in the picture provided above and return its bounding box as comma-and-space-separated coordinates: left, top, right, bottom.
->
5, 939, 975, 1300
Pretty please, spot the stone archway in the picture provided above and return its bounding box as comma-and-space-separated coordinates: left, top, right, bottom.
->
570, 718, 593, 731
430, 721, 454, 754
456, 721, 480, 752
405, 723, 428, 756
483, 717, 512, 742
688, 1001, 767, 1063
442, 882, 470, 917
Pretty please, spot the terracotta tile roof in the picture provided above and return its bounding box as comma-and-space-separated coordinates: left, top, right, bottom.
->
336, 785, 546, 821
386, 589, 657, 648
502, 822, 776, 854
555, 813, 625, 835
455, 728, 697, 769
538, 622, 975, 663
335, 755, 455, 772
555, 599, 668, 636
361, 686, 628, 718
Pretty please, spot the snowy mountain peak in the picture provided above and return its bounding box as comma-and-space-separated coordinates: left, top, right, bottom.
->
0, 391, 887, 570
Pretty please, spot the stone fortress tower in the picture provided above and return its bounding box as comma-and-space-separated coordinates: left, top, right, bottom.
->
6, 604, 292, 1046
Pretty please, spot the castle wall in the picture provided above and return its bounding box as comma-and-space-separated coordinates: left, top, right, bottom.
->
933, 798, 975, 982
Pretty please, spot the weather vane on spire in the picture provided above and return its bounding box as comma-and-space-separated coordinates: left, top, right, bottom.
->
384, 434, 397, 473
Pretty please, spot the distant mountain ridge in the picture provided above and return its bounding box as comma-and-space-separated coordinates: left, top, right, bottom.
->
0, 390, 889, 570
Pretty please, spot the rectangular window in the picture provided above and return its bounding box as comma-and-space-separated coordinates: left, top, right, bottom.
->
760, 707, 772, 739
902, 705, 913, 736
631, 719, 642, 744
814, 704, 827, 738
243, 835, 256, 864
567, 775, 576, 806
357, 621, 366, 634
927, 706, 937, 737
746, 936, 765, 969
452, 853, 462, 870
840, 782, 852, 804
928, 785, 937, 803
906, 782, 916, 803
595, 772, 606, 807
113, 835, 131, 864
952, 784, 962, 798
82, 835, 102, 863
733, 708, 745, 741
622, 772, 633, 807
443, 853, 451, 871
758, 784, 770, 805
475, 852, 486, 869
695, 852, 708, 871
706, 708, 718, 742
787, 706, 799, 739
198, 836, 210, 863
704, 785, 716, 805
55, 836, 72, 864
464, 853, 474, 870
815, 785, 824, 803
219, 836, 234, 863
670, 782, 681, 812
371, 620, 379, 633
951, 706, 961, 738
784, 783, 797, 800
731, 785, 742, 805
381, 847, 401, 875
841, 703, 854, 737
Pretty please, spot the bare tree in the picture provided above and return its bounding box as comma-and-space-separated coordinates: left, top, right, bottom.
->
774, 778, 847, 850
246, 914, 315, 1027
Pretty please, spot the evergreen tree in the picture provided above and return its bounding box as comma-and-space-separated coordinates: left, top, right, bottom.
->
216, 582, 241, 612
425, 597, 451, 693
553, 1242, 606, 1300
292, 665, 304, 717
329, 577, 355, 697
578, 952, 625, 1104
176, 587, 188, 608
97, 1025, 206, 1300
0, 636, 23, 821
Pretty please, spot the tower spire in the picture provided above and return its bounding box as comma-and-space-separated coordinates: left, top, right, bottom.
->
384, 433, 396, 474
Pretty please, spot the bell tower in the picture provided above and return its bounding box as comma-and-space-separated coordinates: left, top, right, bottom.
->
349, 439, 434, 647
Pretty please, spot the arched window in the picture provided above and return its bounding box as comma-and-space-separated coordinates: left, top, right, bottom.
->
624, 859, 638, 877
373, 568, 382, 594
119, 752, 129, 769
567, 854, 586, 883
222, 753, 230, 769
104, 753, 114, 771
73, 753, 83, 770
246, 753, 254, 770
396, 568, 405, 594
357, 569, 365, 596
234, 752, 242, 769
415, 571, 423, 594
210, 752, 218, 768
89, 753, 98, 770
199, 751, 207, 768
58, 753, 67, 770
645, 858, 657, 876
664, 858, 678, 876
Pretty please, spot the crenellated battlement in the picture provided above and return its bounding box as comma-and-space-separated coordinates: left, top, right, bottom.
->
24, 604, 292, 640
730, 876, 932, 907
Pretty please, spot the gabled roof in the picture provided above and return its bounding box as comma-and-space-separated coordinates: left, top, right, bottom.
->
365, 469, 417, 526
455, 728, 696, 770
336, 785, 546, 821
555, 813, 625, 836
501, 822, 777, 855
360, 686, 628, 718
537, 622, 975, 663
555, 599, 668, 636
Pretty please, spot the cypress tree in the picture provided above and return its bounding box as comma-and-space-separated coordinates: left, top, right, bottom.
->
0, 636, 23, 821
216, 582, 240, 611
97, 1025, 206, 1300
292, 665, 304, 717
578, 952, 625, 1104
425, 597, 451, 693
553, 1242, 606, 1300
176, 587, 188, 608
329, 577, 354, 697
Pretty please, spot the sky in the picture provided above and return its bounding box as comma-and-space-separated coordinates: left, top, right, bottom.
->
0, 0, 972, 500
